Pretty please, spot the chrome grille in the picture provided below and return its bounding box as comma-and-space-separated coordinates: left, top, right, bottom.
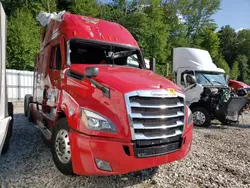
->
124, 89, 186, 158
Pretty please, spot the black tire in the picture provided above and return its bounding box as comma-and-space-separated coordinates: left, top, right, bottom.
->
27, 104, 33, 122
51, 118, 74, 175
191, 107, 211, 127
2, 102, 14, 154
24, 94, 32, 117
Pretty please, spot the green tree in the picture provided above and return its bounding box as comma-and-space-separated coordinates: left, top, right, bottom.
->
214, 55, 230, 76
69, 0, 99, 17
0, 0, 232, 77
98, 2, 125, 23
118, 0, 169, 77
1, 0, 57, 16
200, 27, 220, 59
217, 25, 237, 68
236, 29, 250, 62
6, 9, 40, 70
179, 0, 221, 40
57, 0, 71, 11
236, 55, 249, 83
163, 0, 188, 58
143, 0, 170, 62
230, 60, 239, 80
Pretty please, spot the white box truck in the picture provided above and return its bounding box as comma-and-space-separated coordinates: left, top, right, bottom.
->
0, 2, 13, 154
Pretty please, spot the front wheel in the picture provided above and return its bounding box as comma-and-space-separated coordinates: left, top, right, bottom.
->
51, 118, 74, 175
192, 107, 211, 127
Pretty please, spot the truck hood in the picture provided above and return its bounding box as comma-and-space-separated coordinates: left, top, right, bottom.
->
69, 65, 183, 94
173, 48, 225, 73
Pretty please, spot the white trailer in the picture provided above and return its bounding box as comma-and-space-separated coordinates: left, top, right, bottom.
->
0, 2, 13, 154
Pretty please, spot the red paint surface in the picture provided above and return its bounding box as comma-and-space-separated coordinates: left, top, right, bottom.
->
229, 80, 250, 92
41, 12, 139, 49
69, 124, 193, 176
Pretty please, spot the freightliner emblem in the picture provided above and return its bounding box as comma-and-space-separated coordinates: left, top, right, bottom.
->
150, 89, 176, 97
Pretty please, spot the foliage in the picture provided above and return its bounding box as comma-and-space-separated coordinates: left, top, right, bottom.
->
69, 0, 99, 17
236, 55, 249, 83
178, 0, 221, 39
230, 61, 239, 80
236, 29, 250, 61
1, 0, 250, 83
214, 55, 230, 76
6, 8, 40, 70
217, 25, 237, 68
200, 27, 220, 59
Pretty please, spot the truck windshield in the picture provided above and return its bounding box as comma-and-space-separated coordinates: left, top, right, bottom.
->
68, 39, 145, 69
195, 71, 226, 86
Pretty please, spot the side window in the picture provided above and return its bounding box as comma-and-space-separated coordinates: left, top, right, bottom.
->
50, 45, 61, 70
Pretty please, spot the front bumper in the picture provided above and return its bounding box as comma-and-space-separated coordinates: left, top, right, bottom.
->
69, 127, 193, 176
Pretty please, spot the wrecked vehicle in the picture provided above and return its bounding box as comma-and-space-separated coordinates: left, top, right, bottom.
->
172, 47, 249, 127
24, 11, 193, 176
229, 80, 250, 96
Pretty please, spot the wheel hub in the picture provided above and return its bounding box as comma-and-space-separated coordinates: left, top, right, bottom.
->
193, 111, 206, 125
55, 129, 71, 164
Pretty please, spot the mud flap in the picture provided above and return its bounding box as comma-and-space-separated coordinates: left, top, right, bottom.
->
225, 96, 249, 122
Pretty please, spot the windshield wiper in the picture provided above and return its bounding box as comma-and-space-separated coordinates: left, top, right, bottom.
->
200, 74, 214, 86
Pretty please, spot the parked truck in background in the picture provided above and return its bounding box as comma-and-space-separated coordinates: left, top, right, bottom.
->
228, 79, 250, 96
0, 2, 14, 155
172, 47, 249, 127
24, 11, 193, 176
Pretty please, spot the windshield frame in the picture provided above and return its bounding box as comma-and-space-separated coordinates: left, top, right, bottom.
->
66, 38, 146, 69
194, 71, 227, 86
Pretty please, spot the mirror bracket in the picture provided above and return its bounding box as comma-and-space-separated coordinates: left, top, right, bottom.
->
84, 67, 98, 78
149, 58, 156, 72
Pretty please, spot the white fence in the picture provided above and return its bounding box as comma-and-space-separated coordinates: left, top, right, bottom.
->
6, 69, 34, 101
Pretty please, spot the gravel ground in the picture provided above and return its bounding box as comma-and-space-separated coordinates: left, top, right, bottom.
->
1, 102, 250, 188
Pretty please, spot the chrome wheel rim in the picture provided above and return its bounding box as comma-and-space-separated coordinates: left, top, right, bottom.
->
193, 111, 206, 125
55, 129, 71, 164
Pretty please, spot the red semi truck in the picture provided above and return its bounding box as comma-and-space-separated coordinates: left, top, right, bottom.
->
24, 11, 193, 176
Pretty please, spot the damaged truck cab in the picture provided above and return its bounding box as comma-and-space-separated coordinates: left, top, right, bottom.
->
172, 47, 249, 127
25, 12, 193, 176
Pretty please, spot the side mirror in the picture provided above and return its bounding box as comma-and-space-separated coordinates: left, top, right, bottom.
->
186, 74, 196, 85
149, 57, 155, 72
84, 67, 98, 78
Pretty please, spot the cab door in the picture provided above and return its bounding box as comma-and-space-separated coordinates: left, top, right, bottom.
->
42, 37, 65, 121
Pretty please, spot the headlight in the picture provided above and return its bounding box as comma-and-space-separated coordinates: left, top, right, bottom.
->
80, 109, 117, 133
187, 106, 193, 126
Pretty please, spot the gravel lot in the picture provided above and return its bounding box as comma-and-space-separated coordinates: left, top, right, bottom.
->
1, 102, 250, 188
